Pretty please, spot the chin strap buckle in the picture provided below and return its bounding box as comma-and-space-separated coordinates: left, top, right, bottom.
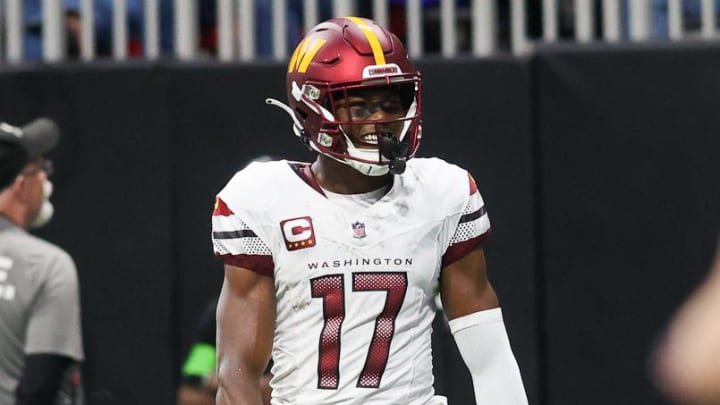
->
378, 132, 409, 175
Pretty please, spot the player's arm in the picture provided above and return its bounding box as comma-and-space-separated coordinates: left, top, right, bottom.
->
654, 245, 720, 404
18, 250, 83, 405
216, 264, 275, 405
15, 354, 73, 404
441, 247, 528, 404
441, 247, 498, 318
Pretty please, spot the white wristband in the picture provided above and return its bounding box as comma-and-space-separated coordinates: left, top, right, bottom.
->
449, 308, 528, 405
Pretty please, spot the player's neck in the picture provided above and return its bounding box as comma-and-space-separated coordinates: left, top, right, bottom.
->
311, 155, 392, 195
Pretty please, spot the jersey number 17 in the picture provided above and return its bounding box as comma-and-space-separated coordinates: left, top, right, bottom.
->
310, 271, 408, 390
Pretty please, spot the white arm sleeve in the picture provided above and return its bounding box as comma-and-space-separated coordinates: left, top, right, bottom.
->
449, 308, 528, 405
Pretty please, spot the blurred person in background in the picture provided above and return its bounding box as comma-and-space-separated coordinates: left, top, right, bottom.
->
654, 239, 720, 404
22, 0, 207, 60
651, 0, 720, 39
177, 298, 220, 405
0, 118, 83, 404
176, 297, 271, 405
22, 0, 143, 60
23, 0, 84, 60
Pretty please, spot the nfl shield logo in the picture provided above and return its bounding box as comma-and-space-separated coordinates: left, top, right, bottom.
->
351, 221, 366, 239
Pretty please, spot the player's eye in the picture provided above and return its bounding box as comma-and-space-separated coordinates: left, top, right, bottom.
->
345, 96, 405, 121
350, 105, 372, 119
381, 100, 403, 114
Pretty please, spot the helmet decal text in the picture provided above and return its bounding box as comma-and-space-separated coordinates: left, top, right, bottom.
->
362, 63, 401, 79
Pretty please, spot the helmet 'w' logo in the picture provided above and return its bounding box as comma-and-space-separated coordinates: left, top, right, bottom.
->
288, 38, 327, 73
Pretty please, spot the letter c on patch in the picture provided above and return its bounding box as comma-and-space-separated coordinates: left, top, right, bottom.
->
280, 216, 316, 251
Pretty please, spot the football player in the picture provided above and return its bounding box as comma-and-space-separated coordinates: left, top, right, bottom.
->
212, 17, 528, 405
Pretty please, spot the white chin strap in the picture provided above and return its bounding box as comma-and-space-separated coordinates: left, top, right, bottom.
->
306, 131, 390, 176
29, 179, 54, 229
347, 155, 389, 176
342, 133, 390, 176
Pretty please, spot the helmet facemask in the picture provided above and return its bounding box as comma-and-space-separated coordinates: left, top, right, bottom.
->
305, 77, 422, 176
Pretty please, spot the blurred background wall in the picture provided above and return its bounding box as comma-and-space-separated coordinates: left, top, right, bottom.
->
1, 1, 720, 404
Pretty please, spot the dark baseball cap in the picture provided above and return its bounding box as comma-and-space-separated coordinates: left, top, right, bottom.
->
0, 118, 60, 190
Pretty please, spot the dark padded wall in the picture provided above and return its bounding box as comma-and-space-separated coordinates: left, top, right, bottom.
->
1, 43, 717, 405
535, 42, 720, 405
419, 58, 539, 405
0, 64, 175, 404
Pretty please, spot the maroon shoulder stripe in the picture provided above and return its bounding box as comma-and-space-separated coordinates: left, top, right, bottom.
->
441, 232, 490, 268
218, 254, 274, 277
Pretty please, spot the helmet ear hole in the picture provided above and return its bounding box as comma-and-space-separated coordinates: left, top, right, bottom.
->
327, 90, 346, 110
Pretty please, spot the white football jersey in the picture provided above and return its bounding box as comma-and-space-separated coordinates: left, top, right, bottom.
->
212, 158, 490, 405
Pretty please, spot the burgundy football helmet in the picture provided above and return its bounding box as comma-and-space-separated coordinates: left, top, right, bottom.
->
266, 17, 422, 175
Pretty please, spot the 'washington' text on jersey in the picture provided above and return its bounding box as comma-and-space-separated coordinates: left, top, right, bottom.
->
307, 257, 414, 270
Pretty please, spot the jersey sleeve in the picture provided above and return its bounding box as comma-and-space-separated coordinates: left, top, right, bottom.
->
211, 196, 274, 277
25, 250, 84, 361
441, 173, 491, 267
